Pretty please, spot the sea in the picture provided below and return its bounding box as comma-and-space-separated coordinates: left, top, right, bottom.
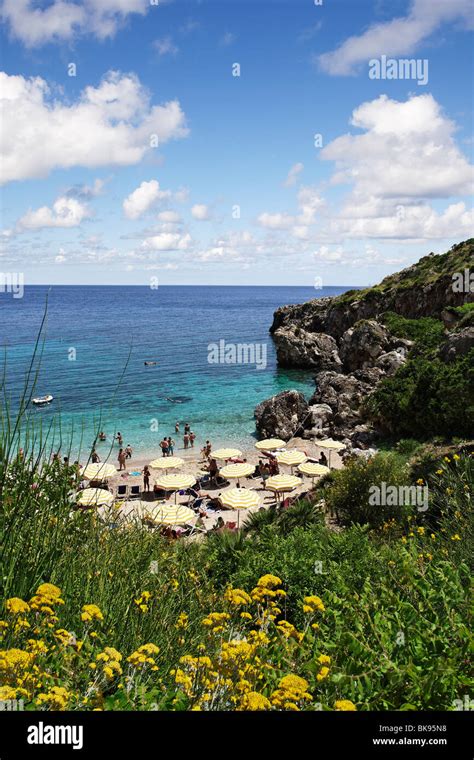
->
0, 285, 352, 461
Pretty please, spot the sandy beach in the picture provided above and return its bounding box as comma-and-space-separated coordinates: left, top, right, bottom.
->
87, 436, 344, 533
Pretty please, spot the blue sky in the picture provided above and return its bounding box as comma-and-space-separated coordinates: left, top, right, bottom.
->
1, 0, 473, 285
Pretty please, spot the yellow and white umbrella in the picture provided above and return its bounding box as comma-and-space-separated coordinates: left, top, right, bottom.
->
266, 474, 302, 501
212, 448, 243, 460
154, 473, 196, 502
220, 462, 255, 485
219, 488, 260, 527
142, 503, 195, 527
276, 450, 307, 471
81, 462, 116, 481
298, 462, 330, 483
149, 456, 184, 472
318, 438, 345, 467
76, 488, 114, 507
255, 438, 286, 451
220, 488, 260, 510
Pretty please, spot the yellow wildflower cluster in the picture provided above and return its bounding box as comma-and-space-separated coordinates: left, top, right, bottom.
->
134, 591, 151, 613
81, 604, 104, 623
36, 686, 70, 711
127, 643, 160, 671
224, 587, 252, 606
335, 699, 357, 711
202, 612, 230, 634
270, 674, 312, 711
93, 647, 123, 680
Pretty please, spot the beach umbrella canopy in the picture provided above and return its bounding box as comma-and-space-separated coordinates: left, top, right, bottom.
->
219, 488, 260, 510
266, 474, 302, 496
213, 448, 243, 460
81, 462, 116, 481
318, 439, 345, 451
149, 456, 184, 470
318, 438, 345, 467
276, 450, 307, 467
143, 503, 195, 526
298, 462, 330, 480
154, 473, 196, 502
255, 439, 286, 451
76, 488, 114, 507
220, 463, 255, 481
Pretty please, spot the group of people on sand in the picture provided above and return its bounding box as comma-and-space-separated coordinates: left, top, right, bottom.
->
178, 422, 196, 450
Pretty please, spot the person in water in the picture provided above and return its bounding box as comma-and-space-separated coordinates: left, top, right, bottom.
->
143, 465, 151, 492
189, 431, 196, 447
184, 422, 190, 435
117, 448, 126, 471
91, 449, 100, 463
99, 432, 106, 441
116, 432, 123, 446
125, 444, 133, 460
175, 421, 180, 433
183, 433, 189, 450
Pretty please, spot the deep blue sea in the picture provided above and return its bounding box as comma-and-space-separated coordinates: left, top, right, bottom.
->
0, 286, 351, 459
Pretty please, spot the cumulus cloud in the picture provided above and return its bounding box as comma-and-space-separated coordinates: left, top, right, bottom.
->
321, 94, 473, 200
1, 0, 151, 47
19, 196, 90, 230
283, 162, 304, 187
318, 0, 473, 76
257, 212, 294, 229
0, 70, 188, 184
142, 232, 192, 251
123, 180, 171, 220
191, 204, 210, 221
158, 210, 181, 223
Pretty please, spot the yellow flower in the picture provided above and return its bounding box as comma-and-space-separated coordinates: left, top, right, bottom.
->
256, 574, 282, 589
224, 587, 252, 606
316, 666, 330, 681
270, 674, 312, 711
335, 699, 356, 711
6, 598, 30, 615
81, 604, 104, 623
416, 478, 424, 486
453, 454, 460, 461
451, 534, 461, 541
54, 629, 72, 645
276, 620, 303, 642
175, 613, 189, 630
202, 612, 230, 633
239, 691, 271, 711
318, 654, 331, 665
36, 686, 69, 711
436, 469, 443, 475
417, 527, 425, 535
302, 595, 325, 614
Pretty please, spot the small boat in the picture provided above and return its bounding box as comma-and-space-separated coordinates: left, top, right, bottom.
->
32, 395, 54, 406
144, 361, 157, 366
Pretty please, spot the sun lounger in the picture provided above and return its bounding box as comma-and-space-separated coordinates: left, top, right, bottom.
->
129, 484, 141, 499
116, 484, 128, 500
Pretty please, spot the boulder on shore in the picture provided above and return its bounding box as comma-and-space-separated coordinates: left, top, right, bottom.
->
254, 390, 309, 441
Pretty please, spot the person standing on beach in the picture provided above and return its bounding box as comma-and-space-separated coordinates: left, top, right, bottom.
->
125, 444, 133, 460
189, 431, 196, 447
118, 448, 126, 471
175, 421, 180, 433
160, 438, 169, 457
168, 437, 175, 456
143, 465, 151, 492
183, 433, 189, 450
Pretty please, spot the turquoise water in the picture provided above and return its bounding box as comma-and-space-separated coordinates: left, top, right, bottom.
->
0, 286, 350, 460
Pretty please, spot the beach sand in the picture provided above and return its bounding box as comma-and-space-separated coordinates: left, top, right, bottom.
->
90, 437, 344, 533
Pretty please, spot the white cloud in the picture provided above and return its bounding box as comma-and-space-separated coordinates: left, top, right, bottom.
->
297, 186, 325, 224
321, 94, 473, 200
318, 0, 473, 76
219, 32, 236, 47
123, 180, 171, 220
19, 196, 90, 229
257, 212, 294, 229
153, 37, 178, 56
142, 232, 192, 251
1, 0, 151, 47
313, 245, 343, 262
283, 162, 304, 187
0, 70, 188, 184
191, 204, 210, 221
158, 210, 181, 223
66, 178, 106, 199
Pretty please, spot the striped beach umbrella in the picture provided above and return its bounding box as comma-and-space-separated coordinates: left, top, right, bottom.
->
219, 487, 260, 527
76, 488, 114, 507
81, 462, 116, 481
318, 438, 345, 468
149, 457, 184, 472
154, 473, 196, 502
276, 450, 307, 471
266, 474, 302, 501
255, 438, 286, 451
143, 503, 195, 527
212, 448, 243, 460
298, 462, 330, 483
220, 462, 255, 485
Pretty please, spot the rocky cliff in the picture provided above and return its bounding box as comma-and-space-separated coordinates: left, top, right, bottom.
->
255, 239, 474, 448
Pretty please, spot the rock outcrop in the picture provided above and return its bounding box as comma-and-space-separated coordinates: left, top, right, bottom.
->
255, 240, 474, 450
254, 390, 309, 441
